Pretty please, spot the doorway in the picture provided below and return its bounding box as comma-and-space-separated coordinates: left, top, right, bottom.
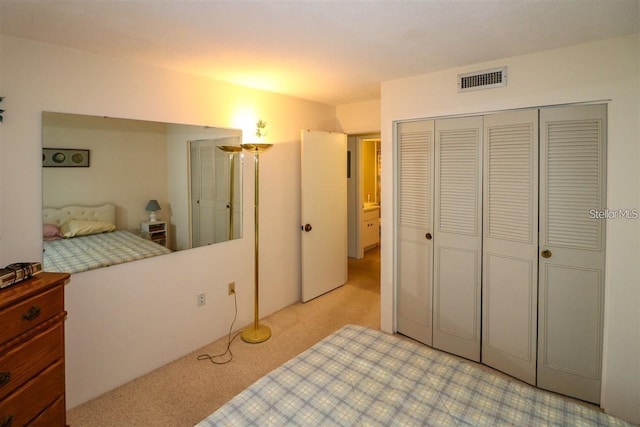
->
347, 134, 381, 260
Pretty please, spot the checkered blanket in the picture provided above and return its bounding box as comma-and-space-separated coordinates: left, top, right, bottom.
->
197, 324, 631, 426
43, 230, 171, 274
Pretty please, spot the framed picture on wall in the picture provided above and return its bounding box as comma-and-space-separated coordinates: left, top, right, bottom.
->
43, 148, 90, 167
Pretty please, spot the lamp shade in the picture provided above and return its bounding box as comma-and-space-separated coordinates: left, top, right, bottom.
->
145, 200, 161, 212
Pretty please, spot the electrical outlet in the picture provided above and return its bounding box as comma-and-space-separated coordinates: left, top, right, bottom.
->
197, 293, 206, 307
228, 282, 235, 295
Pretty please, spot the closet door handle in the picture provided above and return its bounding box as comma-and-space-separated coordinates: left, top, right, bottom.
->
302, 224, 312, 232
541, 249, 552, 258
425, 233, 432, 240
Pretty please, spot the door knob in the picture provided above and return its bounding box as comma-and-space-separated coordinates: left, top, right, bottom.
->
541, 249, 552, 258
425, 233, 432, 240
302, 224, 312, 232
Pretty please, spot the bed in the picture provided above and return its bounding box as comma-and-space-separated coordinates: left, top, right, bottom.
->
197, 325, 631, 427
43, 204, 171, 274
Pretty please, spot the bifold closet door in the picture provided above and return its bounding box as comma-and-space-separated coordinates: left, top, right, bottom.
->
538, 104, 607, 404
190, 139, 217, 247
432, 116, 483, 362
396, 120, 435, 346
481, 109, 539, 385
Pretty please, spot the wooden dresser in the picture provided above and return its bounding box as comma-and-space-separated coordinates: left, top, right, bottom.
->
0, 272, 69, 427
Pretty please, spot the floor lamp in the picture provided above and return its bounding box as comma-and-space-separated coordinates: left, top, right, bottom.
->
216, 145, 242, 240
240, 142, 273, 343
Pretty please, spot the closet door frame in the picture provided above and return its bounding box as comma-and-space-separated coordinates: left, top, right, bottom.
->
393, 102, 607, 404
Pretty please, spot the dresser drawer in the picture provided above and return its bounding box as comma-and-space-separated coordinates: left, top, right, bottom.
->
0, 286, 64, 346
0, 322, 64, 400
28, 394, 65, 427
0, 360, 64, 426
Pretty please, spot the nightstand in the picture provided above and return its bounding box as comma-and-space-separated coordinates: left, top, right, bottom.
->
141, 221, 168, 247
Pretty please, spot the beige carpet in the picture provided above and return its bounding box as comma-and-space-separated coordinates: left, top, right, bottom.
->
66, 247, 381, 426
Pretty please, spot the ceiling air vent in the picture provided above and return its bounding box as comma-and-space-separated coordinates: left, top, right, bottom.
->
458, 67, 507, 92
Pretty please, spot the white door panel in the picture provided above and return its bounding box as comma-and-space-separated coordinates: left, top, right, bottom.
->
434, 246, 479, 339
482, 109, 538, 385
396, 120, 434, 346
397, 235, 433, 344
301, 130, 348, 302
484, 253, 536, 381
541, 265, 602, 376
432, 116, 483, 362
538, 104, 606, 404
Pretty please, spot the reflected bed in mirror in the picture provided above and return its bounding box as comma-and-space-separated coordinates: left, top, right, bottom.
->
42, 112, 243, 274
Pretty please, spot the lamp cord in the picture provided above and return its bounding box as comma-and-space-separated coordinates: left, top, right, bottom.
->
197, 290, 242, 365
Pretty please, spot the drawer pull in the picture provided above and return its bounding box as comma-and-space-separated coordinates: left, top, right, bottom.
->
0, 372, 10, 387
22, 306, 41, 321
0, 415, 13, 427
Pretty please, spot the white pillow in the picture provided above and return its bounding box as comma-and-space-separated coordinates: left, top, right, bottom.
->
60, 220, 116, 238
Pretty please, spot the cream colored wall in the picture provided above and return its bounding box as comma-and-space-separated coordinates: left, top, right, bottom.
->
337, 99, 381, 134
0, 35, 337, 408
42, 114, 169, 231
380, 34, 640, 423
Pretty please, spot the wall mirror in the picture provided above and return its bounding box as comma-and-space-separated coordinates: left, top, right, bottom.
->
42, 111, 243, 274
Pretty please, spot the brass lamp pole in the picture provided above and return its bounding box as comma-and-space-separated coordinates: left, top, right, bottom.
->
240, 142, 273, 343
216, 145, 242, 240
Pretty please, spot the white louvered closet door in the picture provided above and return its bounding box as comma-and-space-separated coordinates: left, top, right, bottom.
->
214, 146, 230, 243
482, 110, 539, 385
190, 140, 216, 247
396, 120, 434, 346
538, 104, 607, 404
432, 116, 483, 361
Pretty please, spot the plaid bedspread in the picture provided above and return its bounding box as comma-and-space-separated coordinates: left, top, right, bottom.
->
43, 230, 171, 274
197, 324, 631, 427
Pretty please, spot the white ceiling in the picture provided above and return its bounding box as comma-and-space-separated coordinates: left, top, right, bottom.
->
0, 0, 638, 105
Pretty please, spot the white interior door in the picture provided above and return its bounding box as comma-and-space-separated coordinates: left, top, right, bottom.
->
432, 116, 483, 362
190, 137, 240, 247
301, 130, 347, 302
482, 109, 539, 384
396, 120, 434, 346
538, 104, 607, 404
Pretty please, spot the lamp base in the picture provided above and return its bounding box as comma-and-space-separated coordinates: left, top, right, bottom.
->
241, 324, 271, 344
